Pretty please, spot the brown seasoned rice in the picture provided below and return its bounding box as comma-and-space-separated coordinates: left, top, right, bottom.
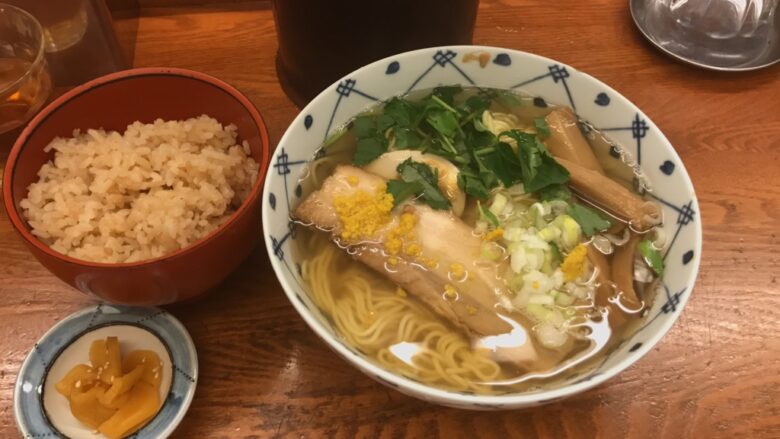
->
20, 115, 259, 263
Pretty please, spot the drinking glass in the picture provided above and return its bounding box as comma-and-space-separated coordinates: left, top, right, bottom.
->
273, 0, 480, 107
0, 3, 52, 135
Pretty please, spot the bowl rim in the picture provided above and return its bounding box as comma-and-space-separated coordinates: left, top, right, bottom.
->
2, 67, 271, 268
263, 45, 702, 406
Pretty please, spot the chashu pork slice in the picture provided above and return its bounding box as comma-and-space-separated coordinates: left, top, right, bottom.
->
294, 165, 540, 365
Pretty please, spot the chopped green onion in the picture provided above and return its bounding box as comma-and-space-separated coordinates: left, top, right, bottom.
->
489, 193, 508, 216
555, 292, 575, 306
478, 201, 500, 228
638, 239, 665, 276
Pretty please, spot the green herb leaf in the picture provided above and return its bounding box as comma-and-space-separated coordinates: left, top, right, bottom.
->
396, 159, 450, 210
352, 137, 387, 165
507, 131, 542, 180
386, 180, 422, 207
458, 173, 490, 199
534, 117, 550, 138
466, 127, 497, 149
393, 127, 422, 149
352, 116, 376, 138
638, 240, 665, 277
433, 86, 463, 106
376, 114, 395, 133
537, 184, 571, 201
501, 130, 570, 193
463, 96, 491, 115
350, 89, 568, 205
384, 98, 417, 127
478, 201, 500, 227
524, 154, 570, 193
426, 109, 459, 138
470, 153, 499, 192
481, 142, 524, 188
566, 204, 612, 236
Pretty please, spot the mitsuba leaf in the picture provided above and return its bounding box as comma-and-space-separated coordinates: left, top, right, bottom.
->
566, 203, 611, 236
426, 109, 459, 139
376, 114, 395, 132
396, 159, 450, 210
384, 98, 417, 127
387, 180, 422, 207
481, 142, 524, 188
524, 154, 570, 193
352, 116, 376, 138
457, 173, 490, 199
393, 128, 422, 149
537, 184, 571, 201
433, 86, 463, 106
353, 136, 387, 165
463, 96, 491, 115
501, 130, 570, 193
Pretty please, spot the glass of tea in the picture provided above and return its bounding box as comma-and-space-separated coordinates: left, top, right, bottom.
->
0, 3, 52, 136
273, 0, 480, 107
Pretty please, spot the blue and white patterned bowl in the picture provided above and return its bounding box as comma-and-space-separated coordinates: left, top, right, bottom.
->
262, 46, 701, 409
14, 305, 198, 437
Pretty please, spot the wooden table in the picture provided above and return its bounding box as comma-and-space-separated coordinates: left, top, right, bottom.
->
2, 1, 779, 437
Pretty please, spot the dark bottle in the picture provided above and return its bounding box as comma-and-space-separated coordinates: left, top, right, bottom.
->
273, 0, 479, 107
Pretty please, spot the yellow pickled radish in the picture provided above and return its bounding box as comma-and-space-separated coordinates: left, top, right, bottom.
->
55, 364, 97, 397
122, 350, 163, 387
98, 382, 161, 439
102, 388, 132, 410
69, 386, 117, 429
89, 339, 108, 369
57, 336, 164, 438
99, 336, 123, 385
99, 364, 145, 407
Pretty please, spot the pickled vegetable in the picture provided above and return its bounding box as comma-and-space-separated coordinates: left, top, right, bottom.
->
69, 386, 116, 429
99, 365, 145, 407
56, 337, 163, 438
54, 364, 97, 397
99, 382, 160, 438
122, 350, 163, 387
100, 336, 123, 385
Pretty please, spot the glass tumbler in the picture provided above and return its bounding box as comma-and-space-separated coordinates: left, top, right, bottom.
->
0, 3, 52, 135
273, 0, 480, 107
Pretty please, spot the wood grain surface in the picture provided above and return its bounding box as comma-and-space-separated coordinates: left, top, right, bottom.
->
2, 1, 779, 437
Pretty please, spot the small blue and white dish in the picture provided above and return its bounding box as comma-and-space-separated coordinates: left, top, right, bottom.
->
263, 45, 702, 409
14, 305, 198, 438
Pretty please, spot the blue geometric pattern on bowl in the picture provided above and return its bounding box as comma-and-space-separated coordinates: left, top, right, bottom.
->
263, 46, 702, 408
14, 305, 198, 438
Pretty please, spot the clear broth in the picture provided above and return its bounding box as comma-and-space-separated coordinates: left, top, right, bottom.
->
293, 87, 659, 394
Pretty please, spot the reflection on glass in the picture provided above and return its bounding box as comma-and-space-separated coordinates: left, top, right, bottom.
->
39, 0, 88, 52
641, 0, 779, 65
0, 3, 52, 135
7, 0, 88, 52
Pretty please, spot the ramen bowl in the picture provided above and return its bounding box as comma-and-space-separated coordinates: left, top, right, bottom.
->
263, 46, 701, 409
4, 68, 271, 306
